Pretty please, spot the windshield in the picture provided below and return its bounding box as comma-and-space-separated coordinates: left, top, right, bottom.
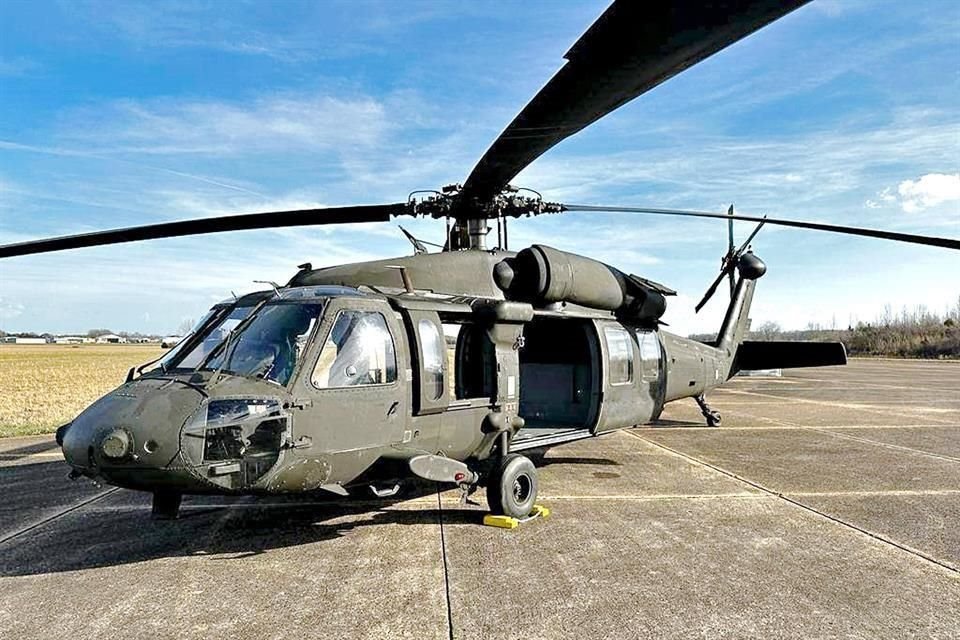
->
203, 302, 324, 386
153, 308, 220, 372
162, 304, 259, 371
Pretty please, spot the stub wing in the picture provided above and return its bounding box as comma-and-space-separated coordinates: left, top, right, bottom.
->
734, 341, 848, 372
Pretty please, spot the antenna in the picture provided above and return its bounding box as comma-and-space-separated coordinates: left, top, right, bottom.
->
253, 280, 281, 296
398, 226, 428, 254
384, 265, 415, 293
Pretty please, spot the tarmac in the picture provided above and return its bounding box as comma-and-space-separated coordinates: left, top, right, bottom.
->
1, 358, 958, 639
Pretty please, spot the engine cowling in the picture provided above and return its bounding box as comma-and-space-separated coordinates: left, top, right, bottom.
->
493, 245, 670, 326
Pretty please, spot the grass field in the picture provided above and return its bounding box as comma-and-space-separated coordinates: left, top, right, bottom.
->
0, 344, 164, 438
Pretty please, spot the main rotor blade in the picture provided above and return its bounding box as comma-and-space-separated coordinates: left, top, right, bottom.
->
459, 0, 810, 204
562, 205, 960, 251
0, 203, 407, 259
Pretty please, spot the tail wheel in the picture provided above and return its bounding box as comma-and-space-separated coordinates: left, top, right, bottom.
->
486, 454, 538, 518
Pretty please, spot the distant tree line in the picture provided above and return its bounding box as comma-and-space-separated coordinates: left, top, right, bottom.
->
692, 298, 960, 359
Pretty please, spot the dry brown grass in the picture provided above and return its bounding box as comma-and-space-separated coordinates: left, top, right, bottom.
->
0, 344, 163, 437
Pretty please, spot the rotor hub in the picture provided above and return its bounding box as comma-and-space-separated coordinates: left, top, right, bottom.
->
408, 184, 563, 251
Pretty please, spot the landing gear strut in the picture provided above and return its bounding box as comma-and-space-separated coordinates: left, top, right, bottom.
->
695, 394, 722, 427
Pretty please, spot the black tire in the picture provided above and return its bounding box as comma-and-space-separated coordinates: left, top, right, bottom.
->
486, 454, 538, 518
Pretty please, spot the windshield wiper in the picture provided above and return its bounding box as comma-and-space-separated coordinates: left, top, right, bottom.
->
209, 328, 240, 386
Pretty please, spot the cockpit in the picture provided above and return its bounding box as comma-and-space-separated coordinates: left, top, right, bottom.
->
156, 286, 368, 388
58, 285, 398, 496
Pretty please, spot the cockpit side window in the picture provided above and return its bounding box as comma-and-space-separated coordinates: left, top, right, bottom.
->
311, 310, 398, 388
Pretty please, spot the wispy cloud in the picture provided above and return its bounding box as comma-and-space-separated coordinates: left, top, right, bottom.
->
0, 140, 265, 197
896, 173, 960, 213
0, 297, 25, 320
0, 56, 39, 77
61, 94, 393, 156
58, 0, 343, 62
865, 172, 960, 215
519, 108, 960, 227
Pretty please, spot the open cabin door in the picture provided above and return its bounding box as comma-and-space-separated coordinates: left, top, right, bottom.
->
592, 320, 659, 433
593, 321, 638, 433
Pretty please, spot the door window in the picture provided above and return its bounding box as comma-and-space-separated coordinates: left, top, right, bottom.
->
418, 319, 445, 400
638, 330, 661, 382
312, 310, 397, 388
604, 325, 634, 385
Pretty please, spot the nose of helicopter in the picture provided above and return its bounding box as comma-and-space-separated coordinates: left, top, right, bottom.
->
61, 378, 207, 489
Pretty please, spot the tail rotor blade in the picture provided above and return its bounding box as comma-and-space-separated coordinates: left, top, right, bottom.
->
701, 214, 766, 313
695, 266, 732, 313
727, 205, 735, 298
735, 217, 767, 255
727, 205, 735, 254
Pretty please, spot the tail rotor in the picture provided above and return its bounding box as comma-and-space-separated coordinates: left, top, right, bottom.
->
695, 206, 766, 313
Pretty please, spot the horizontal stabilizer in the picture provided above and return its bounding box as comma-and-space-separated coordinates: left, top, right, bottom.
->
735, 341, 847, 372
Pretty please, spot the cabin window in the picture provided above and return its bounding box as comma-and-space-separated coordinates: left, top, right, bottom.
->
604, 325, 634, 385
312, 310, 397, 388
418, 319, 445, 400
441, 320, 495, 400
638, 330, 661, 382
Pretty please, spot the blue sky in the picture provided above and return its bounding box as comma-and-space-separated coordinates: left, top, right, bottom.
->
0, 0, 957, 336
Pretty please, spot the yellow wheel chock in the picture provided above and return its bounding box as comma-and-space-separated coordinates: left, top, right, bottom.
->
483, 504, 551, 529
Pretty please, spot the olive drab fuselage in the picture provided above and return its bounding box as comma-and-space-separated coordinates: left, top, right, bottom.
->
60, 247, 768, 498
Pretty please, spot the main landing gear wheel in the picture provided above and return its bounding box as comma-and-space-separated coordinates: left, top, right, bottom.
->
486, 454, 538, 519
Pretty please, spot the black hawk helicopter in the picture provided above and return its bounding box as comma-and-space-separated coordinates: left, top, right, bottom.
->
2, 0, 958, 520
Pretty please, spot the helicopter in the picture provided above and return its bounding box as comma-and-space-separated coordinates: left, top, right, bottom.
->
2, 0, 958, 521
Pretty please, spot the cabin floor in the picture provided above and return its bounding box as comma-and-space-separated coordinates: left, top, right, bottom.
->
511, 424, 590, 449
1, 359, 958, 639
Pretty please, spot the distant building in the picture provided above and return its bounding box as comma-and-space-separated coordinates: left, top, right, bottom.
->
95, 334, 127, 344
5, 336, 48, 345
161, 336, 182, 348
55, 336, 84, 344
